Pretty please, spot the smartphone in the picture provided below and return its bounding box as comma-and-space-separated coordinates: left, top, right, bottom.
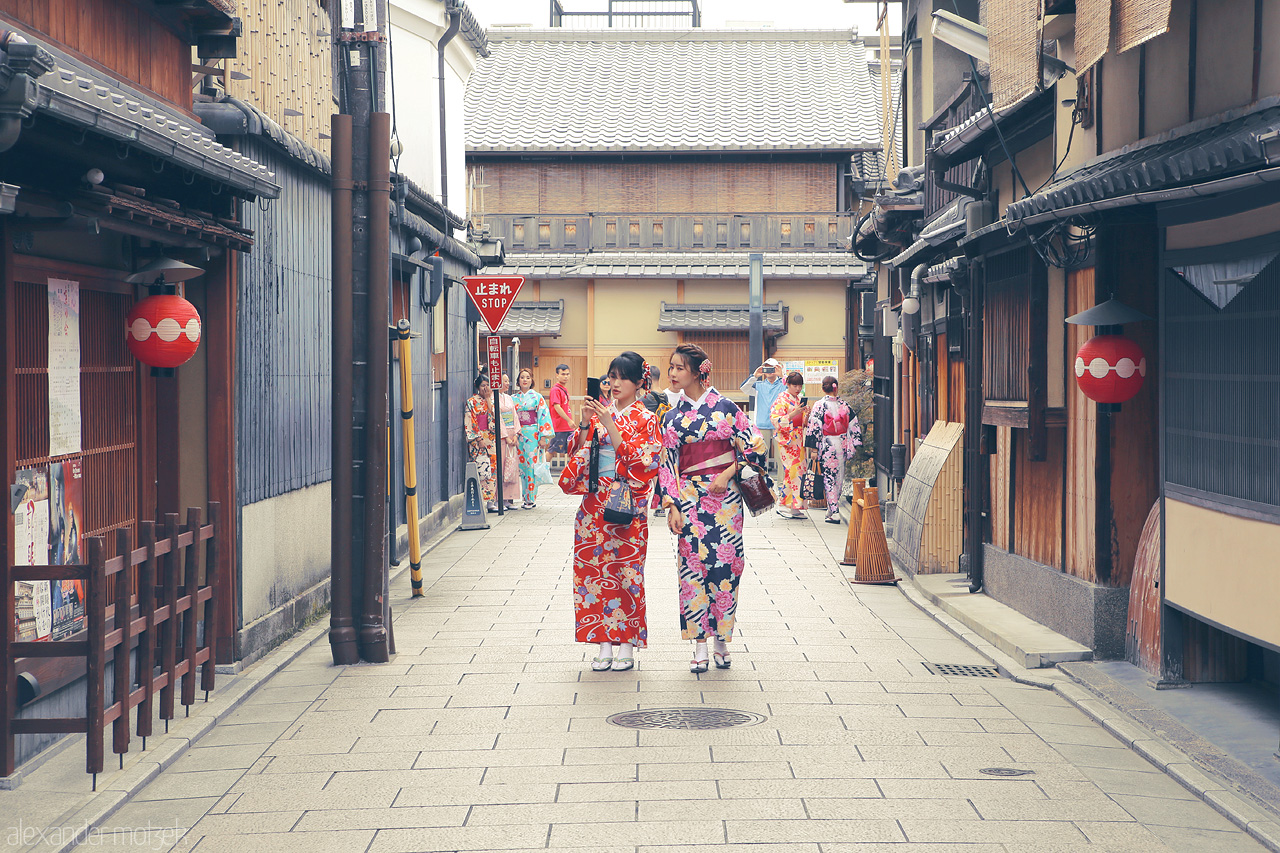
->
799, 396, 808, 406
586, 377, 602, 400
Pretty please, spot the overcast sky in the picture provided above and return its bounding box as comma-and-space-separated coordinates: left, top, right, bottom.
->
466, 0, 902, 35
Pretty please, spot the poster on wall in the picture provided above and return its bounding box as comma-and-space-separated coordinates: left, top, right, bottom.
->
48, 279, 81, 458
803, 360, 839, 387
49, 460, 86, 639
12, 467, 52, 641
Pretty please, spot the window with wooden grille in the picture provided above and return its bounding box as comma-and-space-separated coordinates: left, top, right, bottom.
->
982, 246, 1031, 403
1164, 255, 1280, 514
9, 271, 150, 609
681, 332, 750, 391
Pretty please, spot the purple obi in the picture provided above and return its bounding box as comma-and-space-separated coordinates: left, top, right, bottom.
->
518, 410, 537, 427
679, 439, 734, 477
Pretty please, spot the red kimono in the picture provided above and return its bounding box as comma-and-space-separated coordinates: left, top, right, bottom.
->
559, 400, 662, 647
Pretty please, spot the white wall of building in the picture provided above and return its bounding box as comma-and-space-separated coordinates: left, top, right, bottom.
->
389, 0, 478, 226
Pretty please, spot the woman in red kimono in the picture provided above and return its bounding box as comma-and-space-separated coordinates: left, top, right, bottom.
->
559, 351, 662, 672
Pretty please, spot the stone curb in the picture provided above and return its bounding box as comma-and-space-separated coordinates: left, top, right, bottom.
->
893, 572, 1280, 853
17, 521, 462, 853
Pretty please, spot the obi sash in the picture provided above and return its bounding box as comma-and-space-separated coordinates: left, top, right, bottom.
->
518, 410, 537, 427
475, 411, 489, 432
679, 439, 734, 477
823, 406, 850, 436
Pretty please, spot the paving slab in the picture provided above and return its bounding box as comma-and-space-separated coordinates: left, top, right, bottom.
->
4, 491, 1271, 853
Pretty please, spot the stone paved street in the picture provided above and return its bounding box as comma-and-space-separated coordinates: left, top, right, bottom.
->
81, 491, 1266, 852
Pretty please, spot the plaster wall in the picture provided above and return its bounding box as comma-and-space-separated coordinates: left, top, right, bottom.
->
1143, 0, 1192, 137
1100, 46, 1141, 152
592, 283, 680, 372
1165, 498, 1280, 652
239, 482, 331, 629
1193, 0, 1254, 120
390, 0, 478, 220
992, 135, 1053, 219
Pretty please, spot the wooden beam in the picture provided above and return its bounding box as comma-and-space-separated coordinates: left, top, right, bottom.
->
204, 250, 237, 663
1027, 255, 1049, 461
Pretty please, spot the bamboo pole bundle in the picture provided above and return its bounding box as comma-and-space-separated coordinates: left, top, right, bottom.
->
852, 487, 896, 585
839, 477, 867, 567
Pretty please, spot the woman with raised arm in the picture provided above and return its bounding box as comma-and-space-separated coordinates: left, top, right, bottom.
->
770, 371, 809, 519
656, 344, 771, 673
464, 373, 498, 512
559, 352, 662, 672
512, 367, 553, 509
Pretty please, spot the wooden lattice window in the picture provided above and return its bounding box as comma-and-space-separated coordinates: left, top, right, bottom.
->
10, 271, 148, 603
982, 246, 1032, 403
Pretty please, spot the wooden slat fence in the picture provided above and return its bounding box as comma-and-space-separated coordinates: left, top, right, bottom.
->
1, 504, 219, 787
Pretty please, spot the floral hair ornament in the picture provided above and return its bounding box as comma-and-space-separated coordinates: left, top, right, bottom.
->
698, 359, 713, 378
642, 360, 653, 391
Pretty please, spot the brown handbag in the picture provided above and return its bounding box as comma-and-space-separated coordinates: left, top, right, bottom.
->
733, 441, 775, 517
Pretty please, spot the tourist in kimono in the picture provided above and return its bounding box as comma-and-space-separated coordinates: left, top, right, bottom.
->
770, 371, 809, 519
513, 367, 553, 509
657, 343, 771, 673
498, 374, 521, 510
560, 351, 662, 672
805, 375, 862, 524
464, 374, 498, 512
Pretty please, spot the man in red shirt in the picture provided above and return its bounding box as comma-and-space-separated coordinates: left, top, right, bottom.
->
548, 363, 573, 466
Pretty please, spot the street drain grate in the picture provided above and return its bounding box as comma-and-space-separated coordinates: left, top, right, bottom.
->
606, 708, 767, 730
979, 767, 1035, 776
922, 662, 1001, 678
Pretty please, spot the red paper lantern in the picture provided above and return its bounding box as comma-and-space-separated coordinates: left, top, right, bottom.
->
1074, 334, 1145, 404
125, 294, 202, 369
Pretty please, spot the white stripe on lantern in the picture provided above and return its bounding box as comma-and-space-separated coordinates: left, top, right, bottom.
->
184, 318, 201, 342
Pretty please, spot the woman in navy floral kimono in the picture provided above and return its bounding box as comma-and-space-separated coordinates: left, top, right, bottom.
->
657, 344, 771, 673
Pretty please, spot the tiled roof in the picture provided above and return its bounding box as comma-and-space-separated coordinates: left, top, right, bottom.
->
16, 27, 279, 198
657, 302, 787, 333
495, 252, 866, 279
479, 300, 564, 337
1005, 99, 1280, 228
467, 29, 883, 154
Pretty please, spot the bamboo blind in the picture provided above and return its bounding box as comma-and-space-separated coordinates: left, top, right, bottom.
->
1114, 0, 1173, 54
987, 0, 1042, 110
1074, 0, 1112, 72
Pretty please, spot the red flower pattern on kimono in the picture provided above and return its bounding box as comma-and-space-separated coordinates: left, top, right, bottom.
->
561, 400, 661, 647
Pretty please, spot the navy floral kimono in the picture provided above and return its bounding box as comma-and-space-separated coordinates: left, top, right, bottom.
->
657, 388, 770, 642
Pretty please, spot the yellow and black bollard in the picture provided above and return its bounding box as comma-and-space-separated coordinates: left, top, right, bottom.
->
396, 319, 424, 597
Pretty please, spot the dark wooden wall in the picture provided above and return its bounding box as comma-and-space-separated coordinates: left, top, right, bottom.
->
0, 0, 190, 109
476, 161, 839, 215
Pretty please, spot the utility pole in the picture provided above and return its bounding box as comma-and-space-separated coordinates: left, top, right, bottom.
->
331, 0, 392, 664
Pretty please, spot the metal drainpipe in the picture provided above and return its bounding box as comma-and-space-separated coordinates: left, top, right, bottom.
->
437, 4, 461, 210
329, 115, 358, 665
358, 112, 393, 663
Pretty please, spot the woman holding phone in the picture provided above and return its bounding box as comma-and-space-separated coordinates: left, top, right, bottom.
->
560, 352, 662, 672
657, 344, 770, 673
769, 371, 808, 519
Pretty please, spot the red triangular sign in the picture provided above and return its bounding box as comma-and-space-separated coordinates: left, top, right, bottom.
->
463, 275, 524, 334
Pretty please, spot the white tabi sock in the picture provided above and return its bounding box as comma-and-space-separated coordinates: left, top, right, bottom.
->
598, 641, 614, 660
617, 642, 633, 659
693, 641, 709, 662
712, 637, 728, 656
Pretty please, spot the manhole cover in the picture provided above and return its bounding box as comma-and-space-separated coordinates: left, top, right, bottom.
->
606, 708, 767, 730
922, 662, 1001, 678
979, 767, 1035, 776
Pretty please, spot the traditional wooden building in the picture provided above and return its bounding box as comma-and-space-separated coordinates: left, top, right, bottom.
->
868, 0, 1280, 697
0, 0, 278, 768
464, 26, 885, 398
